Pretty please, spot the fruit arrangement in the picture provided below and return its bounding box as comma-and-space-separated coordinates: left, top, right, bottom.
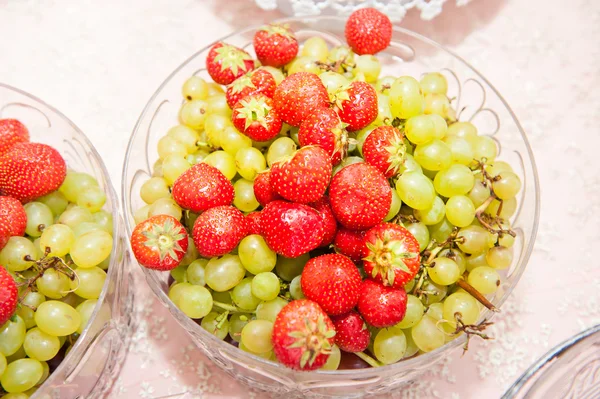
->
0, 119, 114, 397
131, 8, 521, 371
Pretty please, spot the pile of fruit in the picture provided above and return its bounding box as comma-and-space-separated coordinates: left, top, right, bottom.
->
0, 119, 113, 397
131, 8, 521, 371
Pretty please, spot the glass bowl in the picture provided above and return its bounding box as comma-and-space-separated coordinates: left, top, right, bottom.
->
122, 16, 540, 398
0, 83, 134, 399
502, 324, 600, 399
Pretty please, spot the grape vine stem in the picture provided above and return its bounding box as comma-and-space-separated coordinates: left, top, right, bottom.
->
456, 279, 498, 313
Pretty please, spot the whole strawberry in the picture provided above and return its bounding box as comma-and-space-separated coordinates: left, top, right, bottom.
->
333, 81, 378, 131
0, 119, 29, 156
246, 211, 262, 235
232, 95, 282, 141
310, 197, 337, 247
0, 266, 18, 327
172, 163, 234, 213
0, 196, 27, 236
0, 220, 10, 250
253, 170, 281, 207
362, 223, 420, 288
0, 142, 66, 203
331, 311, 370, 352
260, 200, 324, 258
131, 215, 189, 271
226, 69, 277, 108
273, 72, 329, 127
301, 254, 362, 315
299, 107, 348, 165
254, 23, 299, 68
345, 8, 393, 55
206, 42, 256, 85
362, 126, 407, 177
329, 163, 391, 230
357, 279, 407, 328
272, 299, 336, 371
193, 205, 248, 258
271, 146, 332, 204
333, 228, 366, 263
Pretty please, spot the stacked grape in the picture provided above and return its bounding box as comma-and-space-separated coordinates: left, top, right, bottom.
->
131, 8, 520, 371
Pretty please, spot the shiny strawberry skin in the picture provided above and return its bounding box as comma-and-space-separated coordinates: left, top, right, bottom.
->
273, 72, 329, 127
246, 211, 262, 235
0, 266, 18, 327
333, 228, 366, 263
0, 119, 29, 156
253, 170, 281, 207
335, 81, 378, 131
345, 8, 393, 55
232, 94, 282, 141
331, 311, 370, 352
0, 196, 27, 236
193, 205, 248, 258
172, 163, 234, 213
357, 279, 407, 328
310, 197, 337, 247
0, 219, 10, 251
254, 24, 299, 68
362, 125, 406, 178
298, 107, 347, 165
226, 69, 276, 108
206, 42, 256, 85
131, 215, 189, 271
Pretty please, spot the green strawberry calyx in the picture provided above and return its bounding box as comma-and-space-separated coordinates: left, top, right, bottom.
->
214, 44, 253, 75
230, 73, 256, 95
236, 96, 272, 130
383, 130, 407, 175
261, 23, 295, 40
364, 232, 418, 286
142, 218, 186, 262
287, 315, 335, 368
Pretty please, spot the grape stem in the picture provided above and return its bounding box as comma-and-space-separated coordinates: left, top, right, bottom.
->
475, 196, 516, 238
355, 351, 382, 368
212, 301, 253, 314
456, 279, 499, 313
453, 315, 494, 354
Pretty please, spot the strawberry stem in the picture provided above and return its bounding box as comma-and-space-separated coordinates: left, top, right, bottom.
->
355, 351, 382, 367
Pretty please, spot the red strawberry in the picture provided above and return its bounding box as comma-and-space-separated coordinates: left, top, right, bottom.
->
172, 163, 234, 213
260, 200, 324, 258
362, 223, 420, 288
271, 146, 332, 204
206, 42, 256, 85
193, 205, 248, 257
0, 267, 18, 326
253, 170, 281, 207
273, 72, 329, 127
232, 95, 282, 141
362, 126, 407, 177
246, 211, 262, 235
357, 279, 407, 328
331, 311, 370, 352
0, 119, 29, 156
310, 197, 337, 247
131, 215, 189, 271
226, 69, 277, 109
0, 196, 27, 236
0, 219, 10, 250
301, 254, 362, 315
345, 8, 393, 55
0, 142, 66, 203
254, 24, 299, 68
333, 81, 378, 131
333, 228, 366, 263
272, 299, 336, 370
329, 163, 391, 230
298, 107, 348, 165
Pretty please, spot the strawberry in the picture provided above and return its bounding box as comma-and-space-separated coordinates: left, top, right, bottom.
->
272, 299, 336, 370
362, 223, 420, 288
172, 163, 234, 213
362, 126, 407, 177
298, 107, 348, 165
0, 220, 10, 250
206, 42, 256, 85
0, 119, 29, 156
301, 254, 362, 315
246, 211, 262, 235
254, 23, 299, 68
329, 163, 391, 230
273, 72, 329, 127
331, 311, 370, 352
193, 205, 248, 258
260, 200, 324, 258
253, 170, 281, 207
0, 196, 27, 236
232, 95, 282, 141
271, 146, 332, 204
345, 8, 393, 55
131, 215, 189, 271
0, 142, 66, 203
0, 266, 18, 326
226, 69, 277, 109
333, 228, 366, 263
357, 279, 407, 328
333, 81, 378, 131
310, 197, 337, 247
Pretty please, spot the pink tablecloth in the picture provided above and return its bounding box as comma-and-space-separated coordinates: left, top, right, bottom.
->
2, 0, 600, 397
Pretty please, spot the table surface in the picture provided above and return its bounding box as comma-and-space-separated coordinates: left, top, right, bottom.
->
2, 0, 600, 397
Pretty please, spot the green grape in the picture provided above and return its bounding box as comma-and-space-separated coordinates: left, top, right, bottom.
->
251, 272, 280, 301
182, 76, 209, 101
395, 171, 436, 210
443, 292, 480, 327
39, 191, 68, 216
238, 235, 277, 274
420, 72, 448, 95
428, 217, 454, 243
200, 312, 229, 339
275, 254, 309, 282
203, 151, 237, 180
466, 252, 488, 272
207, 82, 225, 96
498, 226, 515, 248
23, 328, 60, 362
319, 71, 349, 98
375, 75, 395, 95
179, 99, 208, 130
389, 76, 424, 119
140, 177, 170, 204
468, 266, 500, 294
72, 222, 103, 238
332, 156, 364, 175
186, 259, 208, 286
71, 230, 112, 269
403, 329, 419, 358
443, 136, 474, 165
445, 195, 476, 227
170, 264, 188, 283
405, 222, 429, 252
37, 361, 50, 385
232, 278, 261, 311
175, 237, 197, 268
203, 114, 228, 148
167, 125, 199, 153
58, 206, 93, 229
266, 137, 297, 167
399, 153, 422, 175
427, 257, 460, 286
16, 292, 45, 329
472, 135, 498, 161
468, 180, 491, 208
384, 189, 402, 222
235, 147, 266, 181
447, 121, 477, 142
414, 140, 452, 171
485, 197, 517, 219
187, 149, 211, 165
374, 93, 392, 125
36, 269, 70, 299
354, 55, 381, 82
93, 211, 113, 234
59, 172, 99, 203
492, 171, 521, 200
0, 316, 26, 356
328, 45, 355, 69
147, 197, 182, 221
0, 358, 43, 393
221, 126, 253, 157
157, 135, 187, 159
239, 341, 272, 359
162, 155, 191, 185
2, 392, 29, 399
439, 248, 467, 274
301, 36, 329, 61
321, 344, 341, 370
486, 246, 513, 270
205, 254, 246, 292
206, 93, 231, 116
23, 202, 53, 237
233, 179, 260, 212
355, 126, 374, 156
425, 302, 444, 321
396, 295, 424, 329
39, 224, 75, 258
256, 297, 288, 322
35, 301, 80, 336
76, 300, 97, 334
423, 93, 450, 118
176, 285, 213, 319
374, 327, 406, 365
287, 56, 320, 75
429, 114, 448, 140
0, 352, 5, 379
71, 267, 106, 299
0, 237, 36, 272
168, 282, 191, 305
259, 66, 284, 85
152, 158, 164, 177
228, 313, 251, 342
434, 164, 475, 197
411, 315, 445, 353
457, 225, 493, 254
289, 275, 305, 300
241, 320, 274, 354
420, 280, 447, 306
487, 161, 513, 177
405, 115, 435, 145
414, 196, 445, 225
77, 186, 106, 213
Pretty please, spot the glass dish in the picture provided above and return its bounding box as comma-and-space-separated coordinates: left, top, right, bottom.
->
0, 83, 134, 399
122, 16, 540, 398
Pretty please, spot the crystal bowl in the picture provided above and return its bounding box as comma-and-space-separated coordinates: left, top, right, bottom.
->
122, 16, 540, 398
0, 83, 134, 399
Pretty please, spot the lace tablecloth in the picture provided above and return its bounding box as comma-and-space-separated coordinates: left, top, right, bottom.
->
2, 0, 599, 397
